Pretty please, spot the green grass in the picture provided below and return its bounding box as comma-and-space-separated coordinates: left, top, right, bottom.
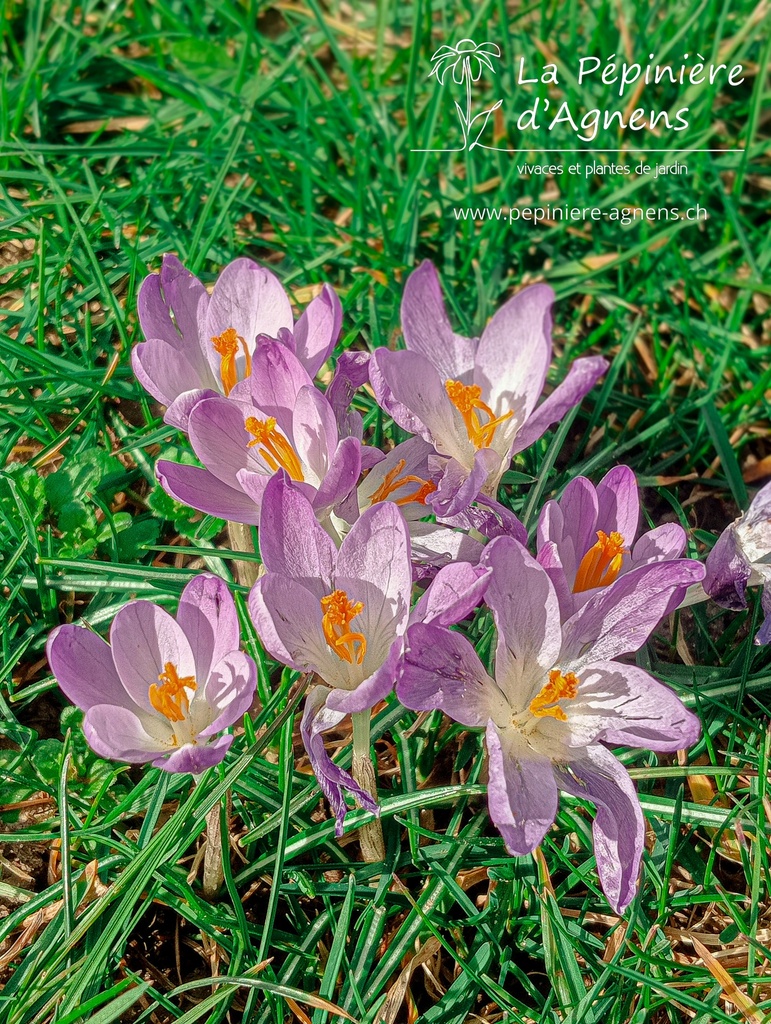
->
1, 0, 771, 1021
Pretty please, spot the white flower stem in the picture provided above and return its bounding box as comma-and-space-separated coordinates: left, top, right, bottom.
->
227, 521, 263, 589
195, 781, 231, 899
351, 710, 385, 863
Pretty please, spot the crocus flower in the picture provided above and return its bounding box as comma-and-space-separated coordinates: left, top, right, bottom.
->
369, 261, 608, 514
704, 480, 771, 645
157, 340, 360, 526
537, 465, 693, 620
47, 575, 256, 774
398, 537, 703, 913
133, 254, 341, 429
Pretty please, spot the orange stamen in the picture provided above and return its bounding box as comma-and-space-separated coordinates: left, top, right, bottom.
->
445, 379, 513, 450
211, 327, 252, 395
529, 669, 579, 722
148, 662, 197, 723
320, 589, 366, 665
244, 416, 304, 482
573, 530, 627, 593
368, 458, 437, 507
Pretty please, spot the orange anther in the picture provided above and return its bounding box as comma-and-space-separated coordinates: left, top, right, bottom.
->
244, 416, 304, 482
445, 379, 512, 450
528, 669, 579, 722
211, 327, 252, 395
368, 459, 436, 507
149, 662, 197, 723
320, 589, 366, 665
573, 530, 627, 593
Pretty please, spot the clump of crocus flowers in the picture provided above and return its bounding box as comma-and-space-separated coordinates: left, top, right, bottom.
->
47, 253, 767, 914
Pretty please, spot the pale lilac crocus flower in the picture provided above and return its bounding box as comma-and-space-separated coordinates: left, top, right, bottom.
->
398, 537, 703, 913
47, 575, 256, 774
704, 480, 771, 645
537, 465, 693, 620
370, 261, 608, 514
157, 340, 360, 527
133, 254, 341, 430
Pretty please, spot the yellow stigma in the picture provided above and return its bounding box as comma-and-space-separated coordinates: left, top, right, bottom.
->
320, 589, 366, 665
573, 530, 627, 593
149, 662, 197, 723
528, 669, 579, 722
368, 458, 437, 507
244, 416, 305, 482
211, 327, 251, 396
445, 379, 513, 450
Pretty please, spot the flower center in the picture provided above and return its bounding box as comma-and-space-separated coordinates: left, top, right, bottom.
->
368, 458, 437, 507
244, 416, 305, 482
528, 669, 579, 722
573, 530, 627, 593
445, 380, 513, 450
211, 327, 252, 396
149, 662, 197, 723
320, 589, 366, 665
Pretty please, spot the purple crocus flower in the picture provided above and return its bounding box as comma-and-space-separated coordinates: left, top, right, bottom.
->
133, 254, 341, 430
369, 261, 608, 514
248, 474, 413, 832
398, 537, 703, 913
536, 465, 693, 620
47, 575, 257, 775
704, 480, 771, 645
157, 340, 361, 526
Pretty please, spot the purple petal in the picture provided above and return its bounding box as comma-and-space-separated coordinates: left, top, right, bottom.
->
553, 745, 644, 913
131, 340, 208, 410
84, 703, 172, 762
631, 523, 686, 564
176, 574, 239, 682
546, 476, 599, 580
258, 472, 335, 595
596, 466, 639, 545
156, 734, 234, 775
480, 538, 563, 700
428, 450, 497, 518
510, 356, 608, 457
198, 651, 257, 736
290, 384, 337, 481
249, 341, 314, 435
293, 284, 342, 378
301, 686, 379, 837
157, 460, 261, 524
164, 388, 219, 432
188, 396, 252, 489
325, 639, 401, 715
567, 661, 701, 751
47, 625, 127, 712
703, 526, 750, 611
371, 349, 464, 448
474, 284, 554, 426
485, 721, 558, 854
398, 624, 507, 727
407, 522, 485, 568
400, 261, 478, 381
248, 575, 335, 678
561, 559, 707, 667
138, 256, 209, 363
756, 585, 771, 645
410, 562, 491, 627
326, 350, 370, 441
439, 495, 527, 545
311, 436, 361, 517
536, 540, 575, 621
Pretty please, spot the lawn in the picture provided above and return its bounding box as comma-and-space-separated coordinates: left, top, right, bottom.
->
1, 0, 771, 1021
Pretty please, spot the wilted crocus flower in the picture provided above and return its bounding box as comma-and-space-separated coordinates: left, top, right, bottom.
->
157, 340, 360, 526
398, 537, 703, 912
537, 465, 693, 620
47, 575, 256, 774
248, 474, 413, 831
133, 254, 341, 429
370, 261, 608, 514
704, 480, 771, 645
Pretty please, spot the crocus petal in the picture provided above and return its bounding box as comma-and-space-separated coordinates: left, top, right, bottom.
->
109, 601, 197, 714
369, 350, 430, 437
756, 585, 771, 646
249, 342, 314, 434
84, 704, 172, 762
157, 460, 261, 524
326, 350, 370, 441
258, 472, 335, 596
311, 436, 361, 518
410, 562, 491, 627
596, 466, 639, 544
47, 625, 127, 712
176, 574, 240, 683
301, 686, 379, 837
510, 356, 608, 457
400, 261, 478, 381
156, 735, 234, 775
485, 721, 559, 854
399, 624, 508, 727
438, 495, 527, 545
545, 476, 599, 580
198, 651, 257, 736
291, 384, 338, 480
336, 501, 412, 624
474, 284, 554, 424
553, 745, 644, 913
407, 521, 485, 568
428, 450, 497, 518
567, 661, 701, 751
248, 575, 334, 678
188, 397, 252, 489
138, 256, 209, 369
325, 639, 402, 715
480, 537, 563, 705
293, 284, 342, 377
131, 340, 206, 410
631, 523, 686, 564
536, 540, 574, 621
163, 388, 220, 432
703, 526, 751, 611
561, 559, 706, 668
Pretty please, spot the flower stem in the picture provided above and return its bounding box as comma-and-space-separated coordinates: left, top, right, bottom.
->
351, 710, 385, 863
227, 521, 263, 589
196, 784, 231, 899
